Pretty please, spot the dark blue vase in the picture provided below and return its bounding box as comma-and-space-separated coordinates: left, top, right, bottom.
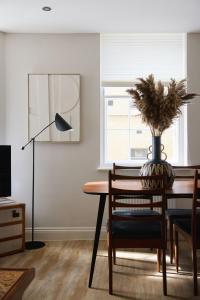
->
140, 136, 174, 188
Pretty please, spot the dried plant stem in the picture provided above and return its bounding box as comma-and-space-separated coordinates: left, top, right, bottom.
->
127, 74, 197, 135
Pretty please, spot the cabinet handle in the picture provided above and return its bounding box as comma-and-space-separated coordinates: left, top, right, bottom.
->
12, 210, 20, 218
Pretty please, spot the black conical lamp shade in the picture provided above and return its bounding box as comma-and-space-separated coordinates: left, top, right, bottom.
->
55, 113, 72, 131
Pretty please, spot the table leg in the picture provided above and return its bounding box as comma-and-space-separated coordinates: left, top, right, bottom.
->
88, 194, 106, 288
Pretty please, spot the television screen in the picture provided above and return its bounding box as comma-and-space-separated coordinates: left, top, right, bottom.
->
0, 145, 11, 197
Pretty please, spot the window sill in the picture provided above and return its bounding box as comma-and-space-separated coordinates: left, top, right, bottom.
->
97, 166, 112, 171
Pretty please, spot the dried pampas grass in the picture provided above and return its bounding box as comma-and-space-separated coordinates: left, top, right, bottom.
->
127, 74, 197, 136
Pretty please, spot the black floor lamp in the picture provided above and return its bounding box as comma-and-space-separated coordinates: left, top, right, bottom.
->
22, 113, 72, 250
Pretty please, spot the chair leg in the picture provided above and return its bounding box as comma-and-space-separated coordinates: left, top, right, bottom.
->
192, 246, 198, 296
108, 243, 113, 295
169, 220, 174, 264
157, 249, 161, 272
113, 248, 116, 264
162, 247, 167, 296
174, 228, 179, 273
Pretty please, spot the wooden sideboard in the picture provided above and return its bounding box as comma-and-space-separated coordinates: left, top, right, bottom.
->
0, 203, 25, 257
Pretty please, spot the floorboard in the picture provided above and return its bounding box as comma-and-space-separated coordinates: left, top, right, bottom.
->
0, 241, 199, 299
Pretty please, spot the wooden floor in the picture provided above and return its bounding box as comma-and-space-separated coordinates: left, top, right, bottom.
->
0, 241, 199, 300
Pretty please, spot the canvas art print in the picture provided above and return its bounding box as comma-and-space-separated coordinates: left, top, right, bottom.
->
28, 74, 80, 142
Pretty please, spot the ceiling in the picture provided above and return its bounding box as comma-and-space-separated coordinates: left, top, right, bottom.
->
0, 0, 199, 33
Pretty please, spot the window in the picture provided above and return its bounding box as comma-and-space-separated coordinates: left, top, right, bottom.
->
108, 100, 113, 106
100, 34, 186, 167
131, 148, 148, 160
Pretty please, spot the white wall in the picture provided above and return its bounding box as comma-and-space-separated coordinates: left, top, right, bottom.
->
176, 33, 200, 209
0, 32, 5, 143
187, 33, 200, 165
4, 33, 108, 239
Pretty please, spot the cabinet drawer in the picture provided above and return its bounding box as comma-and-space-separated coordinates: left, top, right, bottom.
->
0, 203, 25, 256
0, 208, 23, 223
0, 224, 22, 239
0, 239, 22, 255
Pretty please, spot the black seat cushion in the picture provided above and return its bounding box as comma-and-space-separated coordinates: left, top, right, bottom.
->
166, 209, 192, 221
110, 220, 162, 240
173, 218, 192, 235
113, 209, 160, 217
174, 218, 200, 242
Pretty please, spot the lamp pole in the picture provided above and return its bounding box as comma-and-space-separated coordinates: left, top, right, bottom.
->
23, 136, 45, 249
32, 137, 35, 243
22, 113, 72, 250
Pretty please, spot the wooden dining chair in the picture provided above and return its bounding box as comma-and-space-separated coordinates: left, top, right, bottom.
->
112, 163, 157, 262
166, 165, 200, 264
173, 169, 200, 296
107, 171, 167, 295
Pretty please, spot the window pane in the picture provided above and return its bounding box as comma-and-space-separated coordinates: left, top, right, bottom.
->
106, 130, 130, 161
104, 89, 180, 164
162, 124, 178, 162
104, 87, 129, 97
130, 148, 148, 160
106, 98, 129, 130
130, 129, 151, 161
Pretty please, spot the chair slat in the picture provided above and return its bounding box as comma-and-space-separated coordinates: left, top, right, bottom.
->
113, 201, 162, 208
112, 215, 162, 222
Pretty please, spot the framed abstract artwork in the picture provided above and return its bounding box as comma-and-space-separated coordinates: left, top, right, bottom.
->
28, 74, 80, 142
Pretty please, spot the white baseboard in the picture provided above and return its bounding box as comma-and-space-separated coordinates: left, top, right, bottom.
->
25, 226, 181, 242
25, 226, 107, 241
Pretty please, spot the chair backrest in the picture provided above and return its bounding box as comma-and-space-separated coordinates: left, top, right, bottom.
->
172, 165, 200, 179
113, 163, 200, 179
113, 163, 200, 174
173, 165, 200, 169
113, 163, 140, 175
112, 163, 153, 208
108, 171, 166, 223
192, 170, 200, 243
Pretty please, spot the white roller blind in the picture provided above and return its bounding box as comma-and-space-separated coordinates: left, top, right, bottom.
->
101, 34, 185, 83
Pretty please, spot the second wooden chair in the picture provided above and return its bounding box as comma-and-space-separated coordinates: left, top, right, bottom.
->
107, 171, 167, 295
166, 165, 200, 264
174, 169, 200, 296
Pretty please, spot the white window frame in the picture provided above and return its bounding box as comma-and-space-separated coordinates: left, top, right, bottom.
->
100, 82, 187, 169
100, 33, 187, 169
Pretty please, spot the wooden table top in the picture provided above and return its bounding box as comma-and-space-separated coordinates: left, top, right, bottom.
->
83, 179, 194, 197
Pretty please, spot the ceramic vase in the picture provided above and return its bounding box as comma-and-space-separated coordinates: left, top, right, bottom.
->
140, 136, 174, 188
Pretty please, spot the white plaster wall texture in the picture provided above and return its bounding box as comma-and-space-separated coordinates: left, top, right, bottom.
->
175, 33, 200, 209
3, 34, 108, 234
187, 33, 200, 165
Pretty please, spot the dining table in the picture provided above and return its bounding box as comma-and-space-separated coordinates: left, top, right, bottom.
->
83, 178, 194, 288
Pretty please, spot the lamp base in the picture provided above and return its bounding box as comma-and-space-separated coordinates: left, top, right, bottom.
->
25, 241, 45, 250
